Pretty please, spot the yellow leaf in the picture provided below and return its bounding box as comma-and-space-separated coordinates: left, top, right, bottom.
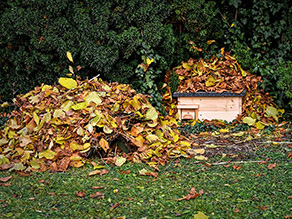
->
232, 131, 245, 137
0, 138, 8, 147
243, 117, 256, 126
207, 40, 215, 45
115, 156, 126, 167
146, 57, 154, 65
39, 149, 57, 160
180, 141, 191, 148
145, 107, 158, 120
265, 106, 278, 117
194, 211, 209, 219
41, 84, 52, 92
1, 102, 9, 108
70, 142, 83, 151
231, 23, 234, 28
32, 111, 40, 125
10, 162, 25, 171
61, 100, 74, 111
219, 128, 229, 133
66, 51, 74, 62
69, 65, 74, 74
71, 101, 88, 110
103, 125, 113, 134
182, 62, 193, 70
193, 149, 205, 154
53, 109, 65, 118
194, 155, 208, 161
58, 77, 77, 89
205, 75, 217, 87
132, 135, 145, 147
99, 138, 109, 152
255, 121, 265, 130
0, 155, 10, 165
146, 134, 159, 143
30, 160, 40, 169
84, 92, 102, 105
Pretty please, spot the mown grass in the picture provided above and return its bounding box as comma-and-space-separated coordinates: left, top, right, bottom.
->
0, 144, 291, 219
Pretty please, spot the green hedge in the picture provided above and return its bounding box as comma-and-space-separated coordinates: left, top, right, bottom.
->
1, 0, 292, 116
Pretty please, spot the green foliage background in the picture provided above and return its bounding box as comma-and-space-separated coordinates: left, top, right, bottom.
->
1, 0, 292, 116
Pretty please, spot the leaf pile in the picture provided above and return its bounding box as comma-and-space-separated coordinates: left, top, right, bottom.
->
0, 78, 192, 172
167, 49, 284, 128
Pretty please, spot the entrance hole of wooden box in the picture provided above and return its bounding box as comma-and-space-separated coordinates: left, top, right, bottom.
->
178, 104, 199, 120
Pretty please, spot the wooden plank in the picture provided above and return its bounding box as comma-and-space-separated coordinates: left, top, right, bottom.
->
198, 111, 240, 122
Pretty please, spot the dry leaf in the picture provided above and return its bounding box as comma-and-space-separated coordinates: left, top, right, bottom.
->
0, 176, 12, 182
75, 191, 85, 197
267, 163, 276, 170
177, 186, 199, 201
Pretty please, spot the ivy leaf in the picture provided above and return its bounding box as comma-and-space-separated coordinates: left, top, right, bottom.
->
59, 78, 77, 90
66, 51, 74, 63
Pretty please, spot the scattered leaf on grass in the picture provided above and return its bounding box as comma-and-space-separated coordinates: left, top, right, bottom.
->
110, 202, 120, 211
115, 156, 126, 167
232, 165, 241, 170
75, 191, 85, 197
0, 183, 12, 187
178, 186, 199, 201
0, 176, 12, 182
92, 186, 104, 189
90, 192, 104, 199
194, 155, 207, 161
139, 168, 158, 177
267, 163, 276, 170
193, 211, 209, 219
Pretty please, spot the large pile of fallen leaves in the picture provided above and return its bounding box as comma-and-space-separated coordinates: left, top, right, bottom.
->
0, 78, 192, 172
166, 49, 284, 128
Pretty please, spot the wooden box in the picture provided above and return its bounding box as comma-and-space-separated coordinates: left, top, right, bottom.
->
173, 91, 246, 122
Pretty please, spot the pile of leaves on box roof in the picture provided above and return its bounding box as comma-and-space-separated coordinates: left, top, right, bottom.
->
165, 48, 284, 129
0, 77, 192, 172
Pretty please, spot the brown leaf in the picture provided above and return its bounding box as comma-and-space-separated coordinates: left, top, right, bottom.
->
92, 186, 104, 189
177, 186, 199, 201
233, 208, 239, 213
0, 183, 12, 187
75, 191, 85, 197
0, 176, 12, 182
90, 192, 104, 199
57, 157, 70, 172
267, 163, 276, 170
232, 165, 241, 170
110, 202, 120, 211
100, 169, 109, 175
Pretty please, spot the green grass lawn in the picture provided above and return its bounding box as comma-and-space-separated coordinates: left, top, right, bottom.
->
0, 144, 291, 219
